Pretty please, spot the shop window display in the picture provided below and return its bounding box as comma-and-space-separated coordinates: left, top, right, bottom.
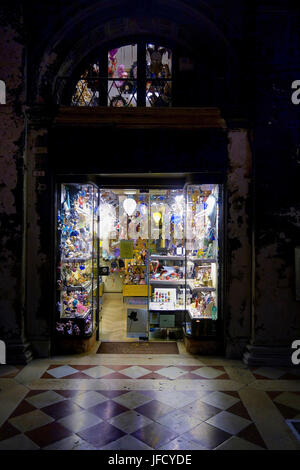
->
70, 42, 172, 107
55, 182, 221, 342
56, 183, 99, 337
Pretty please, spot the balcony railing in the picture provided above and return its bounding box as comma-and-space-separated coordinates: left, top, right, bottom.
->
55, 77, 173, 107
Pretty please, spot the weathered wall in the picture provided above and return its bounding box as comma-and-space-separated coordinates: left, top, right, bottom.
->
226, 129, 252, 357
251, 6, 300, 352
0, 4, 32, 362
24, 113, 54, 358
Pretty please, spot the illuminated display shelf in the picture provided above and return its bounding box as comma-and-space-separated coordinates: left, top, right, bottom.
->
61, 307, 92, 320
149, 302, 184, 311
150, 255, 185, 261
188, 258, 217, 264
62, 256, 92, 263
187, 280, 216, 292
63, 281, 92, 291
150, 279, 185, 286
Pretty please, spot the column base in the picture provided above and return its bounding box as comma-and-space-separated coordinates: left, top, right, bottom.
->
6, 340, 33, 365
184, 335, 223, 355
30, 339, 51, 358
243, 344, 294, 367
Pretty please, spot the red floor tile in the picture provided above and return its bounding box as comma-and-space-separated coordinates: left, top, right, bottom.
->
227, 401, 252, 421
42, 399, 83, 419
101, 372, 133, 379
88, 400, 129, 420
135, 399, 175, 419
273, 402, 300, 420
237, 423, 267, 449
60, 372, 94, 379
77, 421, 125, 448
25, 421, 73, 448
54, 390, 83, 399
10, 400, 36, 418
98, 390, 129, 399
132, 422, 178, 449
0, 421, 21, 442
138, 372, 167, 379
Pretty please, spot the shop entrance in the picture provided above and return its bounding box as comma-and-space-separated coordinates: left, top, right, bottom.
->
55, 176, 223, 347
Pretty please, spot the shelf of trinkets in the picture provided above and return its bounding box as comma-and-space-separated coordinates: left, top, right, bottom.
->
123, 263, 147, 286
187, 261, 216, 291
187, 292, 217, 320
59, 186, 93, 261
60, 288, 91, 319
150, 255, 185, 261
149, 258, 185, 283
60, 260, 92, 289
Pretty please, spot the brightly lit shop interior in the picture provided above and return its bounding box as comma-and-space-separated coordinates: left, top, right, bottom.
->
56, 183, 220, 341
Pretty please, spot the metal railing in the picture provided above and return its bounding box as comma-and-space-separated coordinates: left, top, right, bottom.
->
55, 76, 173, 107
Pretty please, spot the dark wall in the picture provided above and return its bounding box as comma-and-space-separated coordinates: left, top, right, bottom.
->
49, 128, 228, 175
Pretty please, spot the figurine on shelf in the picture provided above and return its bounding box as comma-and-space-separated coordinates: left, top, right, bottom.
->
139, 273, 145, 285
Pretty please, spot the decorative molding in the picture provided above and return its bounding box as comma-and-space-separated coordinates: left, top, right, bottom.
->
54, 106, 226, 129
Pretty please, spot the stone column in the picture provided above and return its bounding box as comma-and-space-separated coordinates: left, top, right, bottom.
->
25, 106, 57, 358
225, 128, 253, 358
0, 4, 32, 363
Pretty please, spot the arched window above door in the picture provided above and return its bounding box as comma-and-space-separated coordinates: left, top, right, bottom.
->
71, 42, 173, 107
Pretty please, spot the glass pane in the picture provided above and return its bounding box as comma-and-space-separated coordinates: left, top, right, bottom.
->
107, 45, 137, 107
148, 189, 185, 340
146, 44, 172, 107
71, 63, 100, 106
185, 184, 219, 324
56, 184, 96, 337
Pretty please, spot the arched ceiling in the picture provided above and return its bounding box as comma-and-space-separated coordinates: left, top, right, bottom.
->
25, 0, 241, 102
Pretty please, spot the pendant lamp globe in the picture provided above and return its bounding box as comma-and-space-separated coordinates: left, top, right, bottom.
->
153, 212, 162, 224
123, 197, 137, 216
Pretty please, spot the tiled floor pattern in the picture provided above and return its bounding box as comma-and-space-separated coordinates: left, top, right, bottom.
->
0, 365, 25, 379
266, 391, 300, 420
1, 359, 300, 450
41, 365, 230, 380
251, 368, 300, 381
0, 389, 267, 450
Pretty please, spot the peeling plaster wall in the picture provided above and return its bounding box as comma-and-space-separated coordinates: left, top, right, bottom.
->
252, 7, 300, 348
0, 4, 28, 358
25, 124, 52, 357
226, 129, 252, 357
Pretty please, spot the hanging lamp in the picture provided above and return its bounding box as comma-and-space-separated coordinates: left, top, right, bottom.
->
153, 212, 162, 224
123, 197, 137, 216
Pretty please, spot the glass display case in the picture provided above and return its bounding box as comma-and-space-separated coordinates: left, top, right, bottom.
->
184, 184, 220, 338
54, 181, 222, 345
148, 189, 186, 339
56, 183, 99, 337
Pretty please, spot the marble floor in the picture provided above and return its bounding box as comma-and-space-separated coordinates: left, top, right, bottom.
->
1, 342, 300, 450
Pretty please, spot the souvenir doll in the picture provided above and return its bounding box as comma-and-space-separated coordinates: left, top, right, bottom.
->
108, 49, 118, 76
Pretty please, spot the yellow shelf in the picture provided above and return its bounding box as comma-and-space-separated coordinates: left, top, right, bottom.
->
122, 285, 150, 297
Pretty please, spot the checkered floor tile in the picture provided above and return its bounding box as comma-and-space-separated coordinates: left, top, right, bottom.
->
267, 391, 300, 420
251, 367, 300, 380
0, 389, 267, 450
41, 365, 230, 380
0, 365, 24, 378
